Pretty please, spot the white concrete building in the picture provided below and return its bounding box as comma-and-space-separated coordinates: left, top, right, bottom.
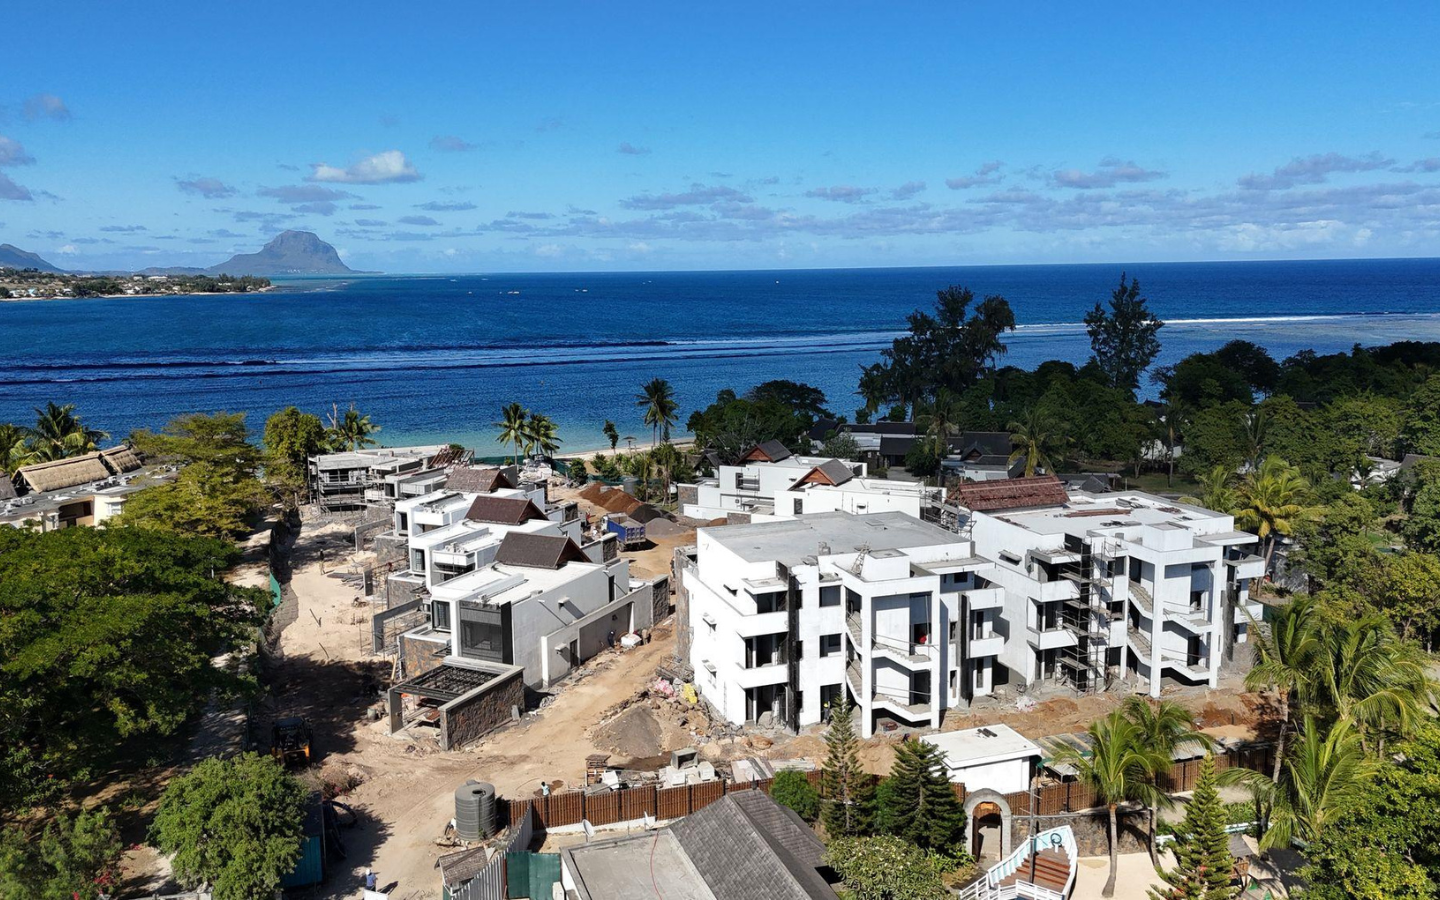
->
683, 511, 1003, 737
925, 724, 1041, 794
962, 478, 1266, 698
682, 440, 940, 522
401, 531, 654, 689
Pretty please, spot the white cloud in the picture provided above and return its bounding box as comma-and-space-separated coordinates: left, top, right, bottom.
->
23, 93, 70, 122
308, 150, 421, 184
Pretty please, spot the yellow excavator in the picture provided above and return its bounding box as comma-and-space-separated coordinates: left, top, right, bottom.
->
270, 716, 313, 767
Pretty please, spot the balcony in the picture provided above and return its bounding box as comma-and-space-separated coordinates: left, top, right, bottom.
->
735, 610, 790, 638
1228, 554, 1266, 581
736, 662, 789, 689
1032, 579, 1080, 603
1027, 624, 1076, 651
964, 586, 1005, 610
1233, 600, 1264, 624
968, 633, 1004, 657
736, 477, 760, 493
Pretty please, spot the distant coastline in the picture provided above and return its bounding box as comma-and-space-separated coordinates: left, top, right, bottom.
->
0, 285, 278, 304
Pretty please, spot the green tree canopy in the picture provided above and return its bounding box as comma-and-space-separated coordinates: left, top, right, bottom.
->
823, 835, 949, 900
770, 769, 820, 823
1084, 273, 1164, 393
1148, 756, 1235, 900
263, 406, 327, 503
120, 412, 269, 539
0, 806, 122, 900
0, 527, 260, 808
821, 703, 874, 837
878, 739, 964, 851
150, 753, 308, 900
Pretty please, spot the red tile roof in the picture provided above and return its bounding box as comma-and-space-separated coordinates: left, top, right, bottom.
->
951, 475, 1069, 513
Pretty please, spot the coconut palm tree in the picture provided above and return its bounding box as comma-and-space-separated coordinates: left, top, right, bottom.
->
636, 378, 678, 447
1233, 455, 1312, 573
1180, 465, 1238, 514
0, 423, 38, 471
1242, 408, 1269, 473
1007, 408, 1053, 477
1245, 595, 1321, 782
1315, 613, 1434, 753
30, 402, 109, 461
1264, 716, 1374, 850
1122, 697, 1213, 868
1056, 711, 1170, 897
918, 388, 962, 456
326, 403, 381, 452
524, 412, 561, 457
1154, 401, 1187, 488
494, 402, 529, 463
651, 441, 683, 506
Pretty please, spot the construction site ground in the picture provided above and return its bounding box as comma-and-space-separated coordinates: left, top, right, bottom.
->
121, 485, 1269, 899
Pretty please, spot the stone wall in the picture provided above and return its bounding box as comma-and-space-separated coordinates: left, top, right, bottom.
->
676, 484, 699, 507
1014, 809, 1150, 858
441, 668, 525, 749
650, 575, 671, 625
726, 512, 751, 525
398, 632, 449, 680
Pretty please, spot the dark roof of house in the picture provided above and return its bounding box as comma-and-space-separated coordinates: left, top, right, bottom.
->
741, 439, 793, 463
952, 474, 1070, 512
465, 495, 548, 525
1056, 473, 1117, 493
957, 431, 1011, 460
670, 790, 837, 900
878, 435, 916, 457
428, 445, 469, 469
446, 465, 516, 494
791, 459, 857, 490
849, 421, 917, 436
437, 845, 492, 888
1401, 453, 1436, 471
493, 532, 587, 569
807, 418, 841, 441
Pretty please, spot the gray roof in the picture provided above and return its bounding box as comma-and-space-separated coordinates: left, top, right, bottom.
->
446, 465, 516, 493
492, 532, 586, 569
564, 830, 715, 900
702, 511, 960, 566
744, 439, 793, 462
670, 791, 836, 900
0, 475, 15, 501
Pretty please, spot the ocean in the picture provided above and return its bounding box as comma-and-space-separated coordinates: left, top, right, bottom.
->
2, 258, 1439, 451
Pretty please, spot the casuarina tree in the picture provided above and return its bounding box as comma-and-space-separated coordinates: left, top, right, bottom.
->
1149, 755, 1236, 900
821, 702, 874, 836
1085, 274, 1164, 394
879, 738, 964, 851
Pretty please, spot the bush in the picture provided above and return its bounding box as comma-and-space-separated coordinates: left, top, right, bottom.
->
824, 835, 949, 900
0, 807, 121, 900
771, 770, 820, 823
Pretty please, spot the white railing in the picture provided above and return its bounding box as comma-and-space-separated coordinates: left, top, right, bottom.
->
957, 826, 1076, 900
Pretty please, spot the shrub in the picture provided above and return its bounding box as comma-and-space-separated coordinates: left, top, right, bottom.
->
824, 835, 949, 900
771, 770, 820, 823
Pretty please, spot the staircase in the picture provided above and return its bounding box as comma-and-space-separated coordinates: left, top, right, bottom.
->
957, 826, 1077, 900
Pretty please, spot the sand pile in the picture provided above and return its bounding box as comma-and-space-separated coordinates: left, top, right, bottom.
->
591, 704, 663, 759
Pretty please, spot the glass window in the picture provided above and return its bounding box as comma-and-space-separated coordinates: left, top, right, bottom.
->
820, 633, 842, 657
819, 585, 841, 607
431, 601, 451, 631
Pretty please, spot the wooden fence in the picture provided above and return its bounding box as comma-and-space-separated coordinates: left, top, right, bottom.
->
501, 743, 1275, 829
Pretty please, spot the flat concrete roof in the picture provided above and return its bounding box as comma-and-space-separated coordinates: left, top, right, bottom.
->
926, 724, 1041, 767
563, 829, 716, 900
702, 511, 960, 566
988, 491, 1238, 540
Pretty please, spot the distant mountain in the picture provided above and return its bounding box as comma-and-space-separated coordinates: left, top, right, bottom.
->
0, 243, 65, 273
205, 230, 354, 276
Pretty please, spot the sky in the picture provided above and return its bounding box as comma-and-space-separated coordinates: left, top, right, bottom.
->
3, 2, 1440, 274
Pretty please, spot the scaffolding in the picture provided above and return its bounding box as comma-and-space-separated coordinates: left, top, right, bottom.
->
1056, 536, 1122, 693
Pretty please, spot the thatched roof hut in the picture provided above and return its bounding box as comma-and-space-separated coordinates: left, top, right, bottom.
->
100, 445, 143, 474
15, 453, 113, 494
0, 473, 16, 501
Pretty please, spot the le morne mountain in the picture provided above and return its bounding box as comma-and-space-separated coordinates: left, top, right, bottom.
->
0, 231, 359, 278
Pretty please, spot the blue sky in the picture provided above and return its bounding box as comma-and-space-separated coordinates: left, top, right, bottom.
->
3, 2, 1440, 273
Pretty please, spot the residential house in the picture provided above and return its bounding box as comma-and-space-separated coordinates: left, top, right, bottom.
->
398, 531, 657, 689
560, 790, 838, 900
308, 444, 460, 512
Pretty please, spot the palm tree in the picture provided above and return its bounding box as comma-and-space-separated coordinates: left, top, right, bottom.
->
1245, 595, 1321, 782
652, 441, 683, 506
636, 378, 678, 447
1242, 408, 1269, 473
1180, 465, 1237, 514
30, 402, 108, 461
1265, 716, 1374, 850
494, 402, 529, 463
919, 388, 962, 456
1315, 613, 1434, 753
524, 412, 561, 457
1007, 408, 1053, 477
0, 423, 38, 471
1122, 697, 1213, 868
1233, 455, 1312, 573
326, 403, 380, 452
1056, 711, 1170, 897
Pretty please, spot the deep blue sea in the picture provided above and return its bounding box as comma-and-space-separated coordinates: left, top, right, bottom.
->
2, 258, 1439, 451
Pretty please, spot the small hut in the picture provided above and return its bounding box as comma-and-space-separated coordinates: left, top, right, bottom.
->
15, 453, 113, 494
